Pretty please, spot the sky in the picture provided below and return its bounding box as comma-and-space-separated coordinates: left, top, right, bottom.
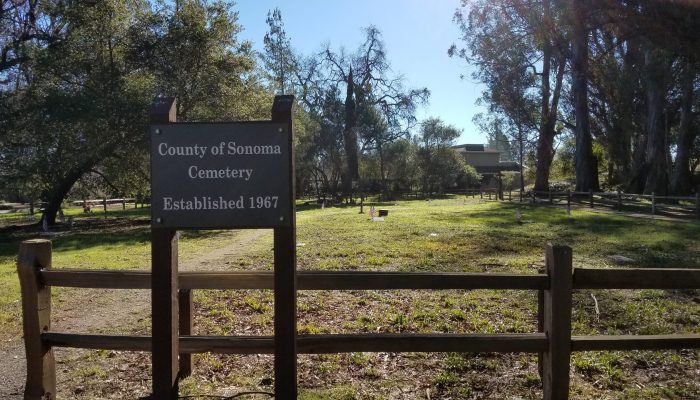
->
234, 0, 487, 145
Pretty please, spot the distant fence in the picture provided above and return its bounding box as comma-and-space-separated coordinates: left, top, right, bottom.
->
530, 190, 700, 220
17, 240, 700, 399
398, 189, 700, 220
0, 198, 152, 227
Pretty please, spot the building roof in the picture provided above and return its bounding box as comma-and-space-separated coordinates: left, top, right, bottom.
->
474, 162, 522, 174
452, 144, 500, 153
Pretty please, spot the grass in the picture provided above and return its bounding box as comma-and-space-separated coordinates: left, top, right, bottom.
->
0, 198, 699, 399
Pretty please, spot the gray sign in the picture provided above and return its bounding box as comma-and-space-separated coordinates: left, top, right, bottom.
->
150, 122, 290, 229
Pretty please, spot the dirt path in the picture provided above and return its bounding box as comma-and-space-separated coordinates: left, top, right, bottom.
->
0, 229, 269, 399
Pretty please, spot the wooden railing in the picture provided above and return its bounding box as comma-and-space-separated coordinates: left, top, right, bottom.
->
530, 190, 700, 219
17, 239, 700, 399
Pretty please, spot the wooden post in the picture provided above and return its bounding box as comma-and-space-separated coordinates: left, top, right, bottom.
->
103, 197, 108, 215
548, 191, 553, 205
272, 95, 297, 399
617, 191, 622, 211
589, 190, 594, 208
567, 190, 571, 210
151, 97, 180, 400
696, 193, 699, 220
531, 191, 535, 204
17, 239, 56, 400
488, 191, 492, 200
178, 289, 193, 378
480, 191, 483, 200
30, 199, 35, 215
651, 192, 656, 215
542, 244, 573, 400
509, 190, 512, 201
122, 198, 126, 210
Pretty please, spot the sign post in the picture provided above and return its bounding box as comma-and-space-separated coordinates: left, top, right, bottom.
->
271, 95, 297, 399
149, 95, 296, 399
150, 97, 180, 399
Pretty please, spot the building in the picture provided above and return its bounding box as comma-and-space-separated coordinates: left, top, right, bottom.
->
452, 144, 521, 188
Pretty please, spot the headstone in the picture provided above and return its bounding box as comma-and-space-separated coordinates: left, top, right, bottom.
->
609, 255, 636, 265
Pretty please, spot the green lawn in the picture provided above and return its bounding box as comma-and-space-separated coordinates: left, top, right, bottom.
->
0, 198, 698, 399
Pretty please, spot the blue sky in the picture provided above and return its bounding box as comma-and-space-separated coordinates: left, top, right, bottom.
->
234, 0, 487, 144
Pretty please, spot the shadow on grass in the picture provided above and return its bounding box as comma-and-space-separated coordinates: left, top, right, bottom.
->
0, 217, 225, 261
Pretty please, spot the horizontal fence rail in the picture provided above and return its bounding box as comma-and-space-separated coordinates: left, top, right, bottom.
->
41, 270, 550, 290
43, 332, 549, 354
529, 190, 700, 219
17, 239, 700, 400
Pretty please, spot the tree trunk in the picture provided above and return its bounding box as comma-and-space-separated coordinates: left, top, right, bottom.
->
378, 141, 387, 196
342, 68, 358, 195
534, 56, 565, 192
41, 169, 86, 225
642, 46, 669, 195
670, 63, 696, 195
571, 0, 596, 192
518, 124, 525, 193
534, 0, 553, 192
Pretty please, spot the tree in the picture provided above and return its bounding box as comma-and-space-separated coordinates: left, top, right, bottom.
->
0, 0, 267, 224
261, 7, 294, 95
323, 26, 429, 195
417, 118, 480, 194
568, 0, 597, 191
452, 0, 567, 192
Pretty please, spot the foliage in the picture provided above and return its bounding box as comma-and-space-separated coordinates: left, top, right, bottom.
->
261, 7, 294, 95
0, 0, 271, 224
417, 118, 481, 193
452, 0, 700, 195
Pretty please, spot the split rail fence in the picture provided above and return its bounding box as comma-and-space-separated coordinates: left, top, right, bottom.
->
530, 190, 700, 219
18, 239, 700, 399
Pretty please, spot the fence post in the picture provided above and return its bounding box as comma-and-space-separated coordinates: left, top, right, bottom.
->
178, 289, 193, 378
542, 244, 572, 400
696, 193, 699, 220
103, 197, 108, 215
617, 191, 622, 211
17, 239, 56, 400
651, 192, 656, 215
567, 190, 571, 210
589, 191, 594, 208
509, 190, 512, 201
537, 267, 545, 380
548, 191, 553, 205
531, 191, 535, 204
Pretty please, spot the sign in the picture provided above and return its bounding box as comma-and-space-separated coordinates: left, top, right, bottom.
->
150, 122, 291, 229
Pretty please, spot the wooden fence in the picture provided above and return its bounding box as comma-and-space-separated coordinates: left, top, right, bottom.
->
530, 190, 700, 219
18, 239, 700, 399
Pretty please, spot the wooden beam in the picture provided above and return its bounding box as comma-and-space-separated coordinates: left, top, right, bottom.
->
296, 333, 547, 354
18, 240, 56, 400
151, 229, 179, 399
150, 95, 179, 400
40, 270, 548, 291
272, 94, 297, 400
572, 335, 700, 351
573, 268, 700, 289
542, 244, 573, 400
178, 289, 193, 378
41, 269, 151, 289
42, 332, 548, 354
